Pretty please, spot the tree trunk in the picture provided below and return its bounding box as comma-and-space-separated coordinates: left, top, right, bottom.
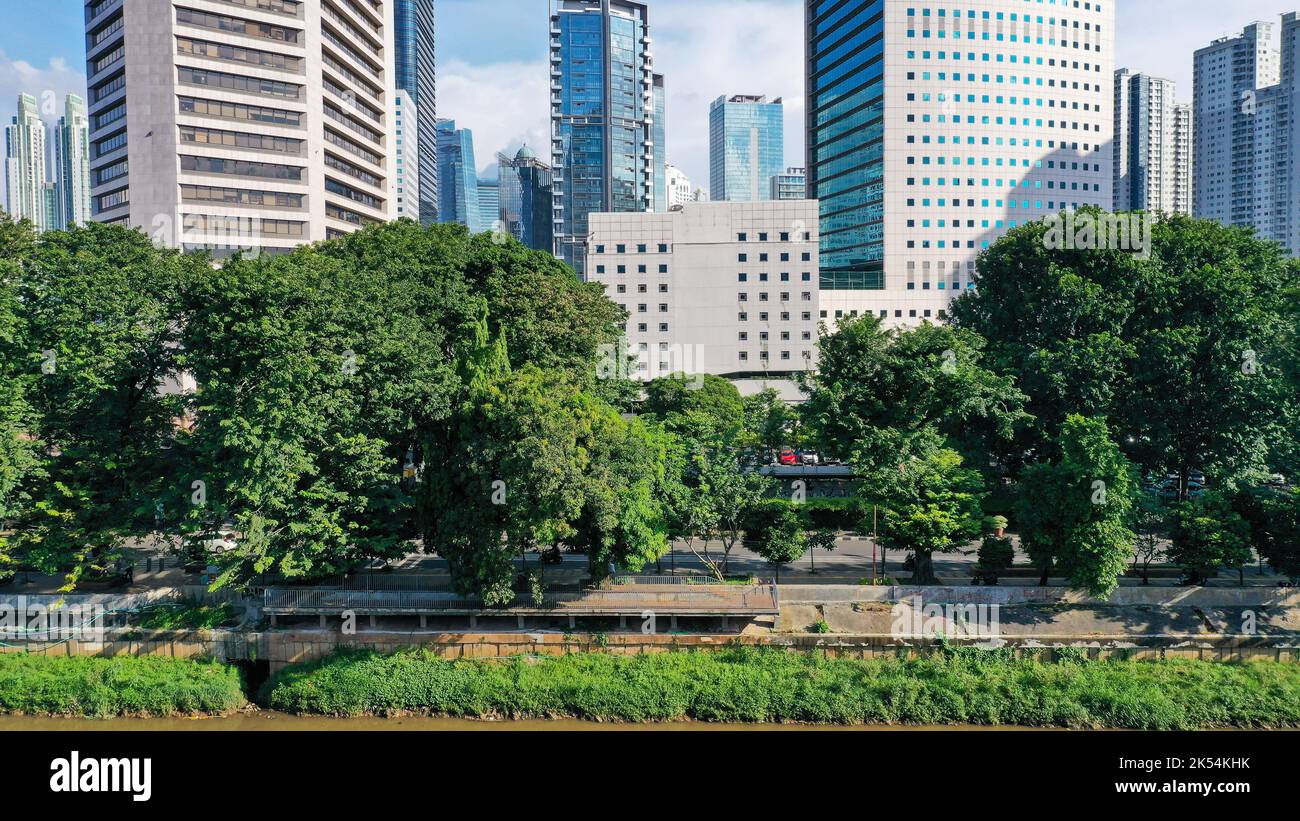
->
911, 550, 938, 585
1038, 562, 1052, 586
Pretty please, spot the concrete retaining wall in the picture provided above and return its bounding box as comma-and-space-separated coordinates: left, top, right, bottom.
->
778, 585, 1300, 607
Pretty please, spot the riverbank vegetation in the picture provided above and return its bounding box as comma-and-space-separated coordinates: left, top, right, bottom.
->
0, 654, 246, 717
263, 647, 1300, 729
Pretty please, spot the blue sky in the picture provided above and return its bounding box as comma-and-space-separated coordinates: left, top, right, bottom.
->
1, 0, 1297, 199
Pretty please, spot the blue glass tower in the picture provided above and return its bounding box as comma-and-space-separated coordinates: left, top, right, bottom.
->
435, 119, 481, 232
499, 146, 555, 251
652, 73, 667, 211
550, 0, 656, 274
395, 0, 438, 224
709, 94, 784, 202
804, 0, 885, 290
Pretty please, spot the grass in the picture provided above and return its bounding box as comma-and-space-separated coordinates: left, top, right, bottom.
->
135, 601, 239, 630
0, 654, 247, 718
263, 646, 1300, 728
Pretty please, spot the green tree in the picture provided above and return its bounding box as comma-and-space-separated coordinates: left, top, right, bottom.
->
1168, 494, 1253, 586
742, 388, 796, 454
1016, 415, 1137, 597
0, 215, 39, 580
13, 224, 206, 588
752, 505, 807, 582
1236, 488, 1300, 584
1129, 492, 1168, 585
879, 446, 985, 585
954, 210, 1299, 488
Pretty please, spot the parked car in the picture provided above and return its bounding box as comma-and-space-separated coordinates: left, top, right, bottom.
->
799, 450, 820, 466
778, 448, 798, 466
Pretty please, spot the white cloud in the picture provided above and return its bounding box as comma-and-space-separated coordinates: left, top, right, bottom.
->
436, 57, 550, 178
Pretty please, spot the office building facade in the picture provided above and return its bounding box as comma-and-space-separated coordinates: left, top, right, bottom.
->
498, 145, 554, 250
709, 94, 784, 202
806, 0, 1114, 325
770, 167, 806, 200
1113, 71, 1191, 215
83, 0, 400, 256
550, 0, 657, 274
665, 163, 694, 208
585, 200, 820, 379
434, 118, 480, 231
5, 93, 48, 230
477, 177, 499, 230
393, 89, 419, 219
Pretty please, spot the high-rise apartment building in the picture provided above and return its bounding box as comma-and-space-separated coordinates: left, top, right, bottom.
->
1113, 71, 1192, 215
806, 0, 1114, 325
498, 145, 554, 251
434, 118, 480, 231
53, 93, 93, 229
1194, 14, 1300, 255
1193, 21, 1279, 234
709, 94, 784, 202
395, 0, 436, 224
585, 200, 820, 379
652, 73, 667, 211
550, 0, 657, 274
84, 0, 400, 256
770, 167, 806, 200
5, 93, 48, 230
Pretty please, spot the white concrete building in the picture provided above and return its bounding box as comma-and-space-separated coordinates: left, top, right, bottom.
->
807, 0, 1115, 326
393, 88, 418, 220
1114, 71, 1192, 215
586, 200, 820, 380
53, 93, 93, 229
5, 93, 48, 230
665, 163, 694, 209
84, 0, 400, 256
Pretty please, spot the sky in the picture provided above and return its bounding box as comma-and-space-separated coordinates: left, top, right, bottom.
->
0, 0, 1296, 200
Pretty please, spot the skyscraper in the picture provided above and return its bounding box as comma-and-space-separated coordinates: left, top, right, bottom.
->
806, 0, 1114, 324
395, 0, 437, 224
652, 73, 667, 211
435, 119, 480, 231
665, 163, 694, 208
550, 0, 657, 274
709, 94, 784, 202
5, 93, 48, 230
477, 177, 500, 230
53, 93, 92, 229
393, 90, 420, 220
498, 145, 554, 251
1113, 71, 1192, 215
84, 0, 401, 255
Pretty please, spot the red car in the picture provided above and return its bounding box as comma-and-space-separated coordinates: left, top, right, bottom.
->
778, 448, 798, 466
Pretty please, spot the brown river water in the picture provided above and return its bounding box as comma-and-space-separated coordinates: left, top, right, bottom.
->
0, 713, 1037, 731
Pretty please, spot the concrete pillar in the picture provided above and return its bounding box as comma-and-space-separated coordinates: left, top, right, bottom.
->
517, 615, 525, 629
619, 615, 628, 630
568, 615, 576, 629
670, 614, 679, 631
419, 615, 427, 629
369, 615, 377, 629
470, 615, 478, 629
270, 614, 278, 627
319, 614, 326, 628
721, 616, 729, 631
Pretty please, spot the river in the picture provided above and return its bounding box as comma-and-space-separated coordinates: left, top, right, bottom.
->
0, 713, 1037, 731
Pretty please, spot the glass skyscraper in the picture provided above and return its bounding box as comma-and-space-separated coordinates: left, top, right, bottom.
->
477, 178, 500, 230
436, 119, 481, 232
396, 0, 438, 224
499, 146, 555, 251
804, 0, 886, 291
652, 73, 667, 211
708, 94, 784, 202
550, 0, 657, 274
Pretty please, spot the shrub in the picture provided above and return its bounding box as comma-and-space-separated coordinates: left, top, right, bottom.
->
0, 655, 246, 717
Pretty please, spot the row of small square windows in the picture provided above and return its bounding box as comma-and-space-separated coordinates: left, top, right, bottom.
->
739, 331, 814, 342
907, 5, 1104, 23
905, 92, 1102, 112
823, 308, 947, 320
904, 113, 1105, 132
739, 292, 814, 302
738, 273, 814, 282
737, 351, 810, 363
905, 32, 1103, 50
904, 51, 1104, 74
736, 311, 812, 322
906, 71, 1104, 91
905, 177, 1103, 191
736, 231, 813, 242
906, 157, 1103, 171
